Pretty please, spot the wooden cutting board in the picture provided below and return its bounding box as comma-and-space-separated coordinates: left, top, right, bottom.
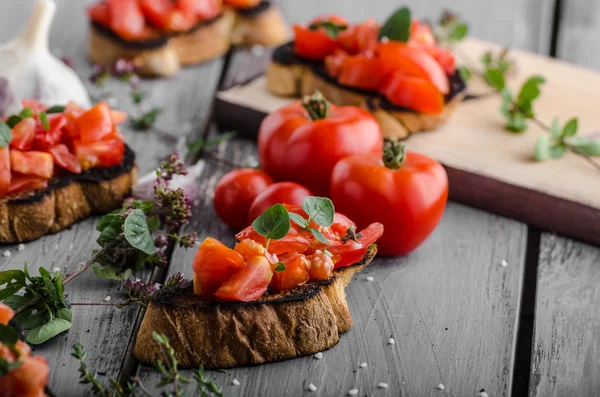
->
214, 38, 600, 247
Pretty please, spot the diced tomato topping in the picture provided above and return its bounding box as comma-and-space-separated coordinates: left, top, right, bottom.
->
10, 118, 36, 150
74, 138, 125, 169
234, 239, 278, 266
381, 72, 445, 114
192, 237, 246, 298
107, 0, 147, 40
10, 150, 53, 179
331, 213, 356, 236
325, 50, 347, 78
111, 110, 128, 125
425, 46, 456, 75
306, 251, 334, 281
8, 174, 48, 195
214, 256, 273, 302
76, 102, 114, 143
49, 144, 82, 174
88, 2, 112, 26
21, 100, 47, 114
236, 224, 311, 256
222, 0, 261, 9
271, 253, 310, 292
327, 223, 384, 269
194, 0, 222, 19
409, 19, 436, 47
337, 55, 388, 91
140, 0, 173, 29
338, 19, 379, 55
0, 302, 13, 325
293, 25, 340, 60
0, 354, 50, 397
0, 148, 10, 196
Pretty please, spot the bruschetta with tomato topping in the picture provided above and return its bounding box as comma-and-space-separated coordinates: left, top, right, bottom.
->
0, 100, 136, 243
86, 0, 289, 77
266, 10, 466, 138
134, 202, 383, 369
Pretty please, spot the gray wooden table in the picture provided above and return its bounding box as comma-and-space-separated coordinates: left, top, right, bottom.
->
1, 1, 599, 396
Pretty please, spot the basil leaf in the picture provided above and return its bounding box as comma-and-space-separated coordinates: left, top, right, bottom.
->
569, 137, 600, 156
534, 135, 550, 161
27, 318, 72, 345
561, 118, 578, 138
92, 264, 132, 281
289, 212, 309, 229
15, 309, 47, 330
448, 23, 468, 41
378, 7, 411, 42
5, 115, 22, 128
310, 228, 329, 244
57, 308, 72, 322
39, 111, 49, 132
484, 68, 505, 91
45, 105, 66, 114
251, 204, 290, 241
0, 120, 12, 148
274, 262, 286, 272
302, 197, 334, 227
2, 294, 29, 309
0, 324, 19, 346
124, 209, 156, 255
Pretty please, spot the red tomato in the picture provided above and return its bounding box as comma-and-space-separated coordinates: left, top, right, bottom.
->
222, 0, 260, 9
327, 223, 384, 268
330, 145, 448, 256
0, 355, 49, 397
306, 251, 334, 281
234, 239, 272, 262
381, 72, 444, 114
325, 50, 347, 78
258, 98, 383, 196
111, 110, 128, 125
409, 19, 436, 47
32, 113, 66, 150
63, 102, 86, 138
107, 0, 146, 40
425, 46, 456, 75
10, 150, 53, 179
165, 9, 197, 31
192, 237, 246, 298
215, 256, 273, 302
21, 100, 47, 114
214, 169, 274, 230
247, 182, 312, 225
88, 3, 112, 26
0, 148, 10, 196
271, 253, 310, 292
377, 42, 449, 94
338, 19, 379, 55
183, 0, 221, 19
140, 0, 173, 29
74, 138, 125, 169
76, 102, 114, 144
236, 221, 311, 257
337, 54, 387, 91
49, 144, 82, 174
10, 118, 36, 150
8, 174, 48, 195
293, 25, 339, 60
0, 302, 13, 325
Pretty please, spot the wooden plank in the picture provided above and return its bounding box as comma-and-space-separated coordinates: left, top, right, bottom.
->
137, 135, 528, 396
555, 0, 600, 70
529, 234, 600, 396
0, 1, 224, 395
271, 0, 555, 53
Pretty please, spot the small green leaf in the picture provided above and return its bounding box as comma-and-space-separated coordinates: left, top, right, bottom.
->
274, 262, 286, 272
0, 324, 19, 346
302, 197, 335, 227
2, 294, 29, 309
289, 212, 309, 229
549, 144, 567, 159
14, 309, 47, 330
27, 318, 71, 345
506, 112, 528, 133
448, 23, 468, 41
484, 68, 505, 91
124, 209, 156, 255
561, 118, 578, 138
5, 115, 22, 128
310, 228, 329, 244
19, 108, 33, 119
97, 225, 121, 247
378, 7, 412, 42
57, 308, 72, 322
187, 132, 237, 156
39, 111, 49, 132
569, 137, 600, 156
147, 215, 160, 231
92, 264, 132, 281
550, 118, 561, 138
480, 52, 492, 66
457, 66, 471, 82
517, 75, 546, 117
0, 120, 12, 148
534, 135, 551, 161
130, 108, 161, 131
251, 204, 291, 241
308, 21, 347, 38
323, 248, 333, 257
45, 105, 66, 114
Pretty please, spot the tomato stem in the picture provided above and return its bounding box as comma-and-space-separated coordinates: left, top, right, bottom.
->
383, 138, 406, 170
302, 90, 331, 120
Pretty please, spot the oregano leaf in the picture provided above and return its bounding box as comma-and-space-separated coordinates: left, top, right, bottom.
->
39, 111, 49, 132
561, 118, 578, 138
569, 137, 600, 156
251, 204, 291, 241
534, 135, 550, 161
484, 68, 505, 91
549, 144, 567, 159
448, 23, 468, 41
302, 197, 335, 227
550, 118, 561, 138
378, 7, 411, 42
310, 228, 329, 244
289, 212, 309, 229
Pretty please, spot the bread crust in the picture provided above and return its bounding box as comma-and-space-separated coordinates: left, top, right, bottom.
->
134, 247, 376, 369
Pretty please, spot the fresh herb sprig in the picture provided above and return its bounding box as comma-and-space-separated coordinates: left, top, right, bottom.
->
434, 10, 469, 46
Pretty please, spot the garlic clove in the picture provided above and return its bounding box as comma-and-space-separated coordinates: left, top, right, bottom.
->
0, 0, 91, 116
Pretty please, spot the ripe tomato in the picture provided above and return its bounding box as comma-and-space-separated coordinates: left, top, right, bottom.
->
306, 251, 334, 281
330, 141, 448, 256
381, 72, 444, 114
32, 114, 66, 150
88, 3, 112, 27
325, 50, 347, 78
234, 239, 274, 263
0, 148, 10, 196
377, 42, 449, 94
8, 174, 48, 195
222, 0, 261, 9
76, 102, 114, 144
0, 355, 49, 397
247, 182, 312, 225
271, 253, 310, 292
74, 138, 125, 169
0, 302, 13, 325
10, 118, 36, 150
107, 0, 146, 40
10, 150, 53, 179
336, 54, 388, 91
140, 0, 173, 29
214, 169, 274, 230
409, 20, 436, 47
327, 222, 384, 268
425, 46, 456, 75
293, 25, 339, 60
215, 256, 273, 302
49, 144, 82, 174
258, 95, 383, 196
192, 237, 246, 298
187, 0, 221, 19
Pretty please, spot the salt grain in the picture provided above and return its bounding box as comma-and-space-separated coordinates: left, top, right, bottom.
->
2, 250, 10, 257
501, 259, 508, 267
308, 383, 317, 392
437, 383, 445, 390
17, 244, 25, 251
232, 379, 240, 386
388, 338, 395, 345
378, 383, 389, 389
360, 362, 368, 368
314, 352, 323, 359
365, 276, 374, 282
348, 389, 359, 396
477, 390, 489, 397
104, 296, 111, 302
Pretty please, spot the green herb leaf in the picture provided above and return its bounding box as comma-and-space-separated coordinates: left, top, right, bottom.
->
6, 115, 22, 128
550, 118, 561, 138
131, 91, 145, 105
378, 7, 411, 42
27, 318, 72, 345
252, 204, 291, 241
19, 108, 33, 119
274, 262, 286, 272
187, 132, 236, 156
39, 111, 49, 132
534, 135, 550, 161
457, 66, 471, 82
506, 112, 528, 133
484, 68, 506, 91
130, 108, 161, 131
0, 324, 19, 346
46, 105, 66, 114
481, 52, 492, 66
0, 270, 26, 300
517, 75, 545, 117
448, 23, 468, 41
124, 209, 156, 255
2, 294, 29, 309
569, 137, 600, 156
146, 215, 160, 231
92, 264, 132, 281
0, 120, 12, 148
57, 308, 72, 322
309, 21, 347, 38
15, 309, 47, 330
310, 228, 329, 244
561, 118, 578, 138
302, 197, 335, 227
289, 212, 309, 229
550, 144, 567, 159
323, 248, 333, 257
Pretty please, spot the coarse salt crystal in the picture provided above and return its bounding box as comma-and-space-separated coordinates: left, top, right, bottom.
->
388, 338, 395, 345
437, 383, 445, 390
104, 296, 111, 302
477, 390, 489, 397
378, 383, 389, 389
2, 250, 10, 257
348, 389, 359, 396
232, 379, 240, 386
314, 352, 323, 359
360, 362, 368, 368
17, 244, 25, 251
365, 276, 374, 282
308, 383, 317, 392
501, 259, 508, 267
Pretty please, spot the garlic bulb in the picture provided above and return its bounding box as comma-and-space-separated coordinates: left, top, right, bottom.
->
0, 0, 91, 116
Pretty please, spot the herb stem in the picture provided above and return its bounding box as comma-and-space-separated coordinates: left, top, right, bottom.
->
131, 377, 157, 397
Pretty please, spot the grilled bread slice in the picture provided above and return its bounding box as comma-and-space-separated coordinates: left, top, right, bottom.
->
0, 146, 137, 243
134, 246, 376, 369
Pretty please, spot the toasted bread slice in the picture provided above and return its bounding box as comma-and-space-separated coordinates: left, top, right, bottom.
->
0, 146, 137, 243
134, 246, 376, 369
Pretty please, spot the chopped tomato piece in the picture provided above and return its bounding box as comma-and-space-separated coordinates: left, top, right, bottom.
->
0, 302, 13, 325
165, 9, 198, 31
20, 100, 47, 114
331, 213, 356, 236
381, 72, 444, 114
32, 113, 67, 151
409, 19, 436, 47
10, 117, 36, 150
0, 355, 50, 397
8, 174, 48, 195
215, 256, 273, 302
63, 102, 86, 138
325, 50, 348, 78
192, 237, 246, 298
327, 223, 384, 269
49, 144, 82, 174
338, 19, 379, 55
140, 0, 173, 29
293, 25, 339, 60
74, 138, 125, 169
0, 148, 10, 196
179, 0, 221, 19
222, 0, 261, 9
337, 55, 387, 91
306, 251, 334, 281
76, 102, 114, 143
88, 3, 112, 26
236, 224, 311, 256
10, 150, 53, 179
107, 0, 146, 40
425, 46, 456, 75
234, 239, 278, 265
271, 253, 310, 292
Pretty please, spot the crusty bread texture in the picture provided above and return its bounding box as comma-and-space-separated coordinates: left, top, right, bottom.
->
134, 247, 376, 369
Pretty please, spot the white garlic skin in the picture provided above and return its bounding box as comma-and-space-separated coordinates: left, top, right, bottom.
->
0, 0, 91, 116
